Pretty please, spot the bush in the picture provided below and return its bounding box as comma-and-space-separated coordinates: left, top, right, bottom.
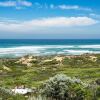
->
40, 74, 93, 100
0, 87, 25, 100
42, 60, 58, 65
95, 79, 100, 85
96, 86, 100, 98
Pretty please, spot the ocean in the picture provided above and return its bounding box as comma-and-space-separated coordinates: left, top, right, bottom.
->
0, 39, 100, 58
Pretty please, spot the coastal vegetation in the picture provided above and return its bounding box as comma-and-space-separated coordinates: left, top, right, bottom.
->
0, 54, 100, 99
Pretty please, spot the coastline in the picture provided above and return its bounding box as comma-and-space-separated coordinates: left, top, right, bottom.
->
0, 52, 99, 58
0, 39, 100, 57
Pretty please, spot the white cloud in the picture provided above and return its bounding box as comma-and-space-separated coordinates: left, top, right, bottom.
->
0, 0, 32, 9
34, 2, 43, 8
0, 1, 92, 11
0, 1, 16, 7
19, 0, 32, 7
0, 17, 98, 33
50, 4, 92, 11
58, 5, 79, 10
89, 13, 100, 19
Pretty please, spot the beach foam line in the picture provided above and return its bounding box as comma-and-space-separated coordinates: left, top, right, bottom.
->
0, 45, 100, 57
0, 45, 74, 49
79, 45, 100, 48
64, 50, 93, 54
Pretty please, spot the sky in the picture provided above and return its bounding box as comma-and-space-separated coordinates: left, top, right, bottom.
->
0, 0, 100, 39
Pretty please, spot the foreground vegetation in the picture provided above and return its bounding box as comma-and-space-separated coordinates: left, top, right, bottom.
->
40, 74, 100, 100
0, 54, 100, 99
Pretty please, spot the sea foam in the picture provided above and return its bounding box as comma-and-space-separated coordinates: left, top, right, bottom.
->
0, 45, 100, 57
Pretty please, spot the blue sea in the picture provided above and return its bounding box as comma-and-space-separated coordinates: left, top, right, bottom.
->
0, 39, 100, 57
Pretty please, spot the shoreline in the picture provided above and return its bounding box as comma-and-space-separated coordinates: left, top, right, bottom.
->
0, 53, 100, 59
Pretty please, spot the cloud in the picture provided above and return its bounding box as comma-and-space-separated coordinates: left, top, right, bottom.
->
19, 0, 32, 7
0, 17, 98, 33
58, 5, 79, 10
50, 4, 92, 11
0, 1, 15, 7
89, 13, 100, 19
0, 0, 32, 9
0, 1, 92, 11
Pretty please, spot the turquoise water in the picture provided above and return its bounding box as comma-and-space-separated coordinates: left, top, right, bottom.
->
0, 39, 100, 57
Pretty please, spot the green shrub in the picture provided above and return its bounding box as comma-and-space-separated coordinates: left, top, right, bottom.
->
0, 87, 26, 100
40, 74, 93, 100
96, 86, 100, 98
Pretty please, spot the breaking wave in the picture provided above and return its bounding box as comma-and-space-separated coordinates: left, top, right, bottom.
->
0, 45, 100, 57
